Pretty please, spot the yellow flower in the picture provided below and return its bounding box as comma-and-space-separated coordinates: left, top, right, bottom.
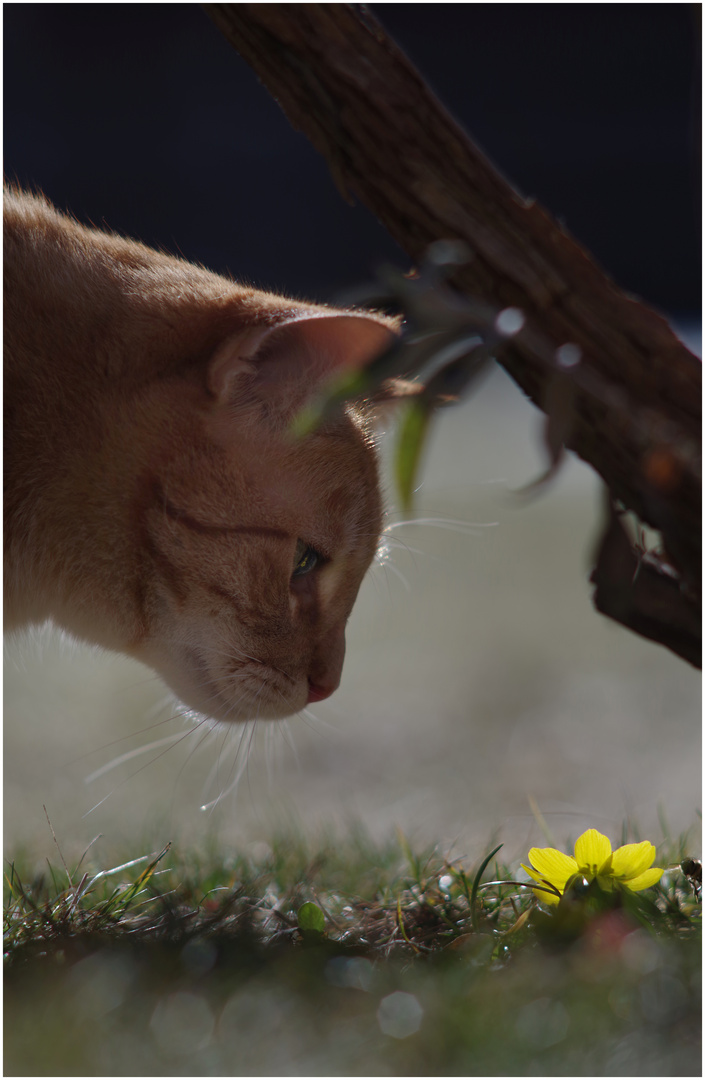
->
521, 828, 664, 906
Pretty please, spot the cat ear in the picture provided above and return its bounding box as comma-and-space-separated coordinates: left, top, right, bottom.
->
207, 313, 398, 416
206, 326, 272, 401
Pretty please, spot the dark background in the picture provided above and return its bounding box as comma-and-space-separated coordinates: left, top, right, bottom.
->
4, 4, 701, 315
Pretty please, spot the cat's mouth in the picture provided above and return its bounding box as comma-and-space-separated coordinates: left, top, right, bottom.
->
157, 645, 308, 723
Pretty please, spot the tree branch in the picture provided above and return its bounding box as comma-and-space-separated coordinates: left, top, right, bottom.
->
591, 500, 701, 667
204, 2, 701, 659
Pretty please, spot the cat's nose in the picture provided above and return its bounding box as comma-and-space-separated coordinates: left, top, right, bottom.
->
306, 627, 346, 704
306, 679, 337, 704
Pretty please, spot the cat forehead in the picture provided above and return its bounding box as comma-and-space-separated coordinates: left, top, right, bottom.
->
155, 409, 378, 504
241, 427, 380, 529
205, 390, 375, 466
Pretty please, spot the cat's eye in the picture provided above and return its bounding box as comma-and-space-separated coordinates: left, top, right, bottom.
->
292, 540, 321, 579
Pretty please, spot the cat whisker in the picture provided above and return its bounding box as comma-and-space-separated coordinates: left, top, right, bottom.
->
81, 661, 308, 818
297, 706, 338, 738
367, 514, 499, 589
81, 790, 116, 816
201, 713, 253, 805
111, 672, 168, 695
167, 719, 223, 823
200, 721, 241, 799
366, 562, 391, 603
82, 714, 211, 816
200, 724, 258, 813
172, 660, 271, 722
199, 679, 269, 812
263, 722, 275, 786
280, 718, 300, 769
382, 515, 498, 536
244, 700, 266, 803
67, 704, 187, 767
143, 693, 180, 721
378, 558, 412, 593
83, 729, 199, 784
377, 536, 427, 557
270, 685, 332, 741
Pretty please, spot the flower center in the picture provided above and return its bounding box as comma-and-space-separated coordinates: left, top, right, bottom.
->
579, 855, 613, 879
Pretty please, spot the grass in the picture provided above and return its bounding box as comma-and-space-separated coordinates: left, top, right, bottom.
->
4, 823, 701, 1076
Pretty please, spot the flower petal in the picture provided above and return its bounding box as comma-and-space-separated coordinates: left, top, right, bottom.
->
574, 829, 612, 875
520, 863, 545, 885
521, 863, 562, 890
521, 865, 561, 904
622, 866, 664, 892
610, 842, 656, 882
528, 847, 578, 889
533, 887, 561, 906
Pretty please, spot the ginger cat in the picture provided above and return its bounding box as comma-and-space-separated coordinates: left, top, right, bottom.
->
4, 188, 397, 723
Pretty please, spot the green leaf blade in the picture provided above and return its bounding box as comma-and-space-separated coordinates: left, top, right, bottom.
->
395, 398, 432, 510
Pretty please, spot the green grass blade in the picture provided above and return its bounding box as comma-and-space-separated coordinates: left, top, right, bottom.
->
471, 844, 503, 933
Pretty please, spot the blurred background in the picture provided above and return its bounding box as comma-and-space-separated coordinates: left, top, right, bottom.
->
4, 4, 701, 866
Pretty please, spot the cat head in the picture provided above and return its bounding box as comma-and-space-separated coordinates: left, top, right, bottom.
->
128, 307, 398, 724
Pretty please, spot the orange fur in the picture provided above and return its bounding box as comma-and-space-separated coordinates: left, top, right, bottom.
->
4, 188, 397, 721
